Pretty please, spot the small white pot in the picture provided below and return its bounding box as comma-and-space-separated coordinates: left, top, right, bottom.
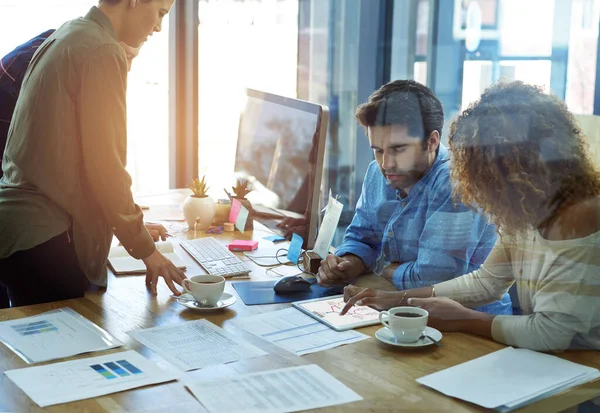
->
183, 195, 215, 229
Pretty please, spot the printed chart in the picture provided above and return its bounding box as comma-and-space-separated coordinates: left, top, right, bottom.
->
4, 350, 176, 407
12, 320, 58, 336
90, 360, 143, 380
0, 309, 122, 363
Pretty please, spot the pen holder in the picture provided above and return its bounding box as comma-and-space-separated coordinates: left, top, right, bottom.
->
303, 251, 321, 275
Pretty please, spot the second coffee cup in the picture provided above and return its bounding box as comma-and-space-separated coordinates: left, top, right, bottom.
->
379, 306, 428, 343
182, 274, 225, 306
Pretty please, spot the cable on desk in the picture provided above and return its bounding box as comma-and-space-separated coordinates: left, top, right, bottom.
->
296, 248, 317, 277
242, 248, 290, 267
242, 247, 317, 277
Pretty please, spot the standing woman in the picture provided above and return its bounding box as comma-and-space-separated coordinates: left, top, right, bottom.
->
0, 0, 184, 307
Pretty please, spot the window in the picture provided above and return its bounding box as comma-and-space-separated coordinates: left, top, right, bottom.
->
0, 0, 171, 195
0, 1, 95, 56
197, 0, 299, 197
498, 0, 554, 57
125, 16, 170, 195
566, 0, 600, 114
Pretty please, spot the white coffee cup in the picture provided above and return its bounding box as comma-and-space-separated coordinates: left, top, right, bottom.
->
182, 274, 225, 306
379, 306, 428, 343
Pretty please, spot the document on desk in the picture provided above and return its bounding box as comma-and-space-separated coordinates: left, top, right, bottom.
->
5, 350, 177, 408
127, 319, 267, 371
235, 308, 369, 356
416, 347, 600, 412
0, 308, 122, 364
186, 364, 362, 413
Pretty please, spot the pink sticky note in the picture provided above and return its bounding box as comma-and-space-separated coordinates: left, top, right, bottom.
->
229, 199, 242, 223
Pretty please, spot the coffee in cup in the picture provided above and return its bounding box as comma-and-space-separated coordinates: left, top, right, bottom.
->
379, 306, 428, 343
182, 274, 225, 306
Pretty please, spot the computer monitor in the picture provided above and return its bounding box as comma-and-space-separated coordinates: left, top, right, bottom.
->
233, 88, 329, 249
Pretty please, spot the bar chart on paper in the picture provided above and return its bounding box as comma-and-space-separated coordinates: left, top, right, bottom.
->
0, 309, 122, 363
90, 360, 144, 380
11, 320, 58, 336
4, 350, 176, 407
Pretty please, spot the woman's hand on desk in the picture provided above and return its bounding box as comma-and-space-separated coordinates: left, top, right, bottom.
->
340, 285, 400, 314
142, 249, 187, 296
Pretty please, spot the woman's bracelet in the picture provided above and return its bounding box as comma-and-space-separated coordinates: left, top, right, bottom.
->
398, 291, 408, 306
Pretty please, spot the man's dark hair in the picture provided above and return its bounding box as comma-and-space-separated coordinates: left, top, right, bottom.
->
355, 80, 444, 153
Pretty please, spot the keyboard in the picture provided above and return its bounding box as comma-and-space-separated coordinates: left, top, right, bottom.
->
179, 237, 251, 278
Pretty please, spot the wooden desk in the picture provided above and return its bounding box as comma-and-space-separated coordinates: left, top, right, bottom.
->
1, 190, 599, 413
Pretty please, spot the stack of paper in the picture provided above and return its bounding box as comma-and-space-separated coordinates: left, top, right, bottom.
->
416, 347, 600, 412
108, 241, 186, 274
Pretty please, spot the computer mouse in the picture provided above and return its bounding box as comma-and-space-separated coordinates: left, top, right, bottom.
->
273, 275, 312, 294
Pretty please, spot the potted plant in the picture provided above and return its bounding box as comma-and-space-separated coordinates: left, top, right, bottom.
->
231, 179, 254, 230
183, 176, 215, 229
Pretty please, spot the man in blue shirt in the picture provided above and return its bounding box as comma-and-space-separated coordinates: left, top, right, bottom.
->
317, 80, 511, 315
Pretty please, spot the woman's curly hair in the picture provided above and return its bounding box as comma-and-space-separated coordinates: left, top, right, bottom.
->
449, 81, 600, 236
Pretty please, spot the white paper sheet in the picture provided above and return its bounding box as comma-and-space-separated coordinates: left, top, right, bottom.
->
416, 347, 600, 411
0, 308, 122, 364
127, 319, 267, 371
311, 191, 343, 259
5, 350, 177, 407
235, 308, 369, 356
186, 364, 362, 413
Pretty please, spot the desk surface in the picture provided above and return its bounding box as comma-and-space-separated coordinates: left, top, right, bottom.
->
1, 190, 599, 413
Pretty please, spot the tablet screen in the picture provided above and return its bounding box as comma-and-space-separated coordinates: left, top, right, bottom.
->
296, 297, 380, 329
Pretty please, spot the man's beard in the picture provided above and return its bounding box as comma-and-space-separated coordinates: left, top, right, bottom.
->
381, 152, 430, 190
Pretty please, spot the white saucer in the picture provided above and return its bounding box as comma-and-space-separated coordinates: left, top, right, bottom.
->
375, 326, 442, 348
177, 293, 236, 311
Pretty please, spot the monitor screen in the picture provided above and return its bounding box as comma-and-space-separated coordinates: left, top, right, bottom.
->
233, 89, 329, 249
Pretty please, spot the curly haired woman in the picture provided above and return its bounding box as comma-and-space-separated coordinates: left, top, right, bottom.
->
342, 81, 600, 356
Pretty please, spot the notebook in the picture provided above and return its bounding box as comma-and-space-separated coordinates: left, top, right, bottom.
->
416, 347, 600, 412
108, 241, 186, 275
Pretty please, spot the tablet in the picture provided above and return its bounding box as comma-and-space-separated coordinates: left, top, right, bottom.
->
292, 295, 381, 331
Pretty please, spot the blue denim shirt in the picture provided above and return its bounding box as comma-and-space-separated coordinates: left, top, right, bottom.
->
336, 145, 512, 315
